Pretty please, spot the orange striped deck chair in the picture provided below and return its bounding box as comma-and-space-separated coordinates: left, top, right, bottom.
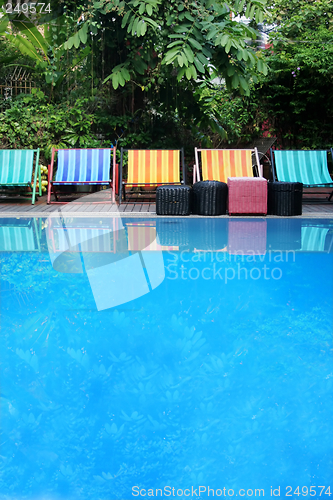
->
193, 147, 261, 184
119, 148, 185, 203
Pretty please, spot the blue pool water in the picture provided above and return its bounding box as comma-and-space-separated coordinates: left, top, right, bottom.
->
0, 216, 333, 500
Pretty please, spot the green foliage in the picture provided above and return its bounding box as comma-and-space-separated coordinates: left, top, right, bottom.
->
265, 0, 333, 35
215, 0, 333, 149
0, 92, 117, 161
88, 0, 269, 95
255, 0, 333, 148
0, 8, 92, 90
4, 0, 332, 151
197, 85, 264, 147
0, 89, 195, 161
0, 36, 23, 77
0, 13, 49, 64
0, 0, 271, 146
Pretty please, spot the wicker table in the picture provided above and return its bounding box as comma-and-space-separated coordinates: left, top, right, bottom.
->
228, 177, 268, 215
267, 182, 303, 216
192, 180, 228, 216
156, 185, 191, 216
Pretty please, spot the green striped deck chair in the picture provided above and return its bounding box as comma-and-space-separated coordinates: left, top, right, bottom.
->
0, 149, 41, 204
47, 147, 116, 204
270, 149, 333, 200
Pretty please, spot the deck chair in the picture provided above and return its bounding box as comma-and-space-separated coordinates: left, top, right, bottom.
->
119, 148, 185, 203
193, 147, 261, 184
47, 147, 116, 204
270, 149, 333, 201
0, 149, 41, 204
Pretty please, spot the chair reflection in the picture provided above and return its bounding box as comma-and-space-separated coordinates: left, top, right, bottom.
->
301, 225, 331, 252
46, 217, 167, 310
0, 218, 41, 252
45, 217, 333, 280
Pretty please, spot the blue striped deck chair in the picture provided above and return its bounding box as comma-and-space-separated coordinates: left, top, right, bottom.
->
0, 149, 41, 204
270, 149, 333, 201
47, 147, 116, 204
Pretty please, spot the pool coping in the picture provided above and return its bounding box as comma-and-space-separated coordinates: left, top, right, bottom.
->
0, 211, 332, 219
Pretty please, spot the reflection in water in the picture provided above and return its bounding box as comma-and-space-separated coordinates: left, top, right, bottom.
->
0, 217, 333, 499
228, 220, 266, 255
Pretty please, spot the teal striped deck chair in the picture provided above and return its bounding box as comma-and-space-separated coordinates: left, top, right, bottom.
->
0, 149, 41, 204
270, 149, 333, 201
47, 147, 116, 204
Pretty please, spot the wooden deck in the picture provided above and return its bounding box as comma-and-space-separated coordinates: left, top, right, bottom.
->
0, 189, 333, 218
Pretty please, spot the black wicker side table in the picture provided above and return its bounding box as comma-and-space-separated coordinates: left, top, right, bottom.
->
192, 181, 228, 216
156, 185, 191, 216
268, 182, 303, 216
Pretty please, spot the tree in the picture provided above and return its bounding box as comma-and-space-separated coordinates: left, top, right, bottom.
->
64, 0, 268, 95
0, 0, 269, 92
256, 0, 333, 148
0, 4, 91, 93
0, 0, 270, 149
63, 0, 270, 144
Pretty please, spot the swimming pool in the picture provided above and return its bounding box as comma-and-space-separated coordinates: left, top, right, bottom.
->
1, 216, 332, 499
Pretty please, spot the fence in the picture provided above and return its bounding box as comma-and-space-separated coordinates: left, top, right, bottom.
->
0, 67, 36, 111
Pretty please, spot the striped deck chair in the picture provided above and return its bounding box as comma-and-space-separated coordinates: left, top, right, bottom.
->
47, 147, 116, 204
0, 149, 41, 204
119, 148, 185, 203
194, 147, 261, 184
270, 149, 333, 201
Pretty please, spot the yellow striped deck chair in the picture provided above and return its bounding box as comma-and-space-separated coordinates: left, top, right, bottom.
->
119, 148, 185, 203
193, 147, 261, 184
